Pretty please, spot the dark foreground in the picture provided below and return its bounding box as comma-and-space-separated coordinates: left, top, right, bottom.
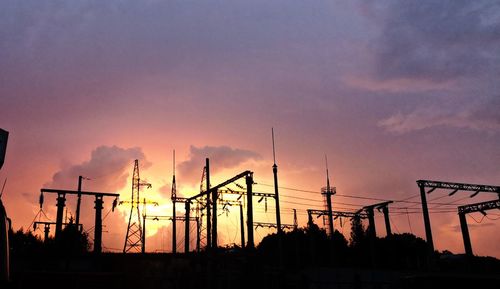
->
6, 251, 500, 289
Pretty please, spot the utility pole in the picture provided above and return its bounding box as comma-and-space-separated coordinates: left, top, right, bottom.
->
211, 163, 218, 248
94, 195, 104, 253
142, 198, 147, 254
366, 207, 376, 239
272, 128, 282, 234
205, 159, 211, 249
196, 216, 200, 253
293, 209, 298, 230
239, 203, 245, 248
418, 182, 434, 252
459, 212, 472, 256
75, 176, 83, 229
272, 128, 283, 267
75, 175, 90, 231
381, 206, 392, 236
171, 150, 177, 254
246, 173, 254, 249
55, 192, 66, 239
185, 201, 190, 253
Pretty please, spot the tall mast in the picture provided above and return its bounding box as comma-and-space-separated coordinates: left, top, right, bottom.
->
171, 150, 177, 254
324, 155, 334, 237
272, 128, 282, 234
325, 155, 331, 191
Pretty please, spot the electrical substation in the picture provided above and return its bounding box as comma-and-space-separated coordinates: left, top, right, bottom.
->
4, 127, 499, 289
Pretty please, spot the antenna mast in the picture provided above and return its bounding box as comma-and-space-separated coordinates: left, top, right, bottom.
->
322, 154, 335, 237
325, 155, 331, 191
171, 150, 177, 253
272, 128, 282, 234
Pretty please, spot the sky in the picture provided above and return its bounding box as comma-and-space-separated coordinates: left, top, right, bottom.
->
1, 0, 499, 257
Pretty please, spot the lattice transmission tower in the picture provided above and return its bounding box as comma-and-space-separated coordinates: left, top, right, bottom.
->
123, 159, 151, 253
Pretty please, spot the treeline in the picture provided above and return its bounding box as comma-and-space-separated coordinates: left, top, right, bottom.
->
9, 224, 90, 257
256, 219, 500, 273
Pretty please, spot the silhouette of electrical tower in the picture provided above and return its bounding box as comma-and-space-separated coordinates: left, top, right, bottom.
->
123, 159, 152, 253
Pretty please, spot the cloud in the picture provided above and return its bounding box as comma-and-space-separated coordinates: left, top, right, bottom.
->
343, 75, 454, 93
450, 222, 494, 233
45, 145, 150, 192
158, 183, 172, 198
365, 1, 500, 134
373, 0, 500, 83
177, 145, 261, 184
40, 145, 150, 251
379, 96, 500, 133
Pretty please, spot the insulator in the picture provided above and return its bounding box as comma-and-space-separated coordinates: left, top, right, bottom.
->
39, 193, 44, 208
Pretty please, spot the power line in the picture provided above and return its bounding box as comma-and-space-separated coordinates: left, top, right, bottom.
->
468, 214, 486, 223
256, 182, 469, 208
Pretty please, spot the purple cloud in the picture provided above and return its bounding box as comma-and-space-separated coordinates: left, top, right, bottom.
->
46, 145, 150, 192
177, 145, 260, 184
374, 0, 500, 82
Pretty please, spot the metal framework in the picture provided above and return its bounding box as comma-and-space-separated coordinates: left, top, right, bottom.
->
144, 214, 199, 253
458, 199, 500, 214
307, 209, 368, 228
306, 159, 336, 238
322, 155, 335, 238
40, 188, 119, 253
457, 199, 500, 256
132, 198, 158, 253
254, 222, 295, 230
416, 179, 500, 252
417, 180, 500, 194
170, 151, 191, 254
357, 201, 393, 238
123, 160, 152, 253
218, 189, 279, 246
185, 170, 254, 251
219, 200, 245, 248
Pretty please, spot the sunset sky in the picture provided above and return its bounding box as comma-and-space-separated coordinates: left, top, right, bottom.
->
1, 1, 499, 257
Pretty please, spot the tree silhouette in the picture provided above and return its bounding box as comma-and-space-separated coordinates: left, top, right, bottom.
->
349, 215, 366, 248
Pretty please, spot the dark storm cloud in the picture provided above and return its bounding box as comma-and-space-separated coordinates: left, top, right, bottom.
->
46, 145, 150, 192
374, 0, 500, 82
178, 145, 261, 184
370, 0, 500, 133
